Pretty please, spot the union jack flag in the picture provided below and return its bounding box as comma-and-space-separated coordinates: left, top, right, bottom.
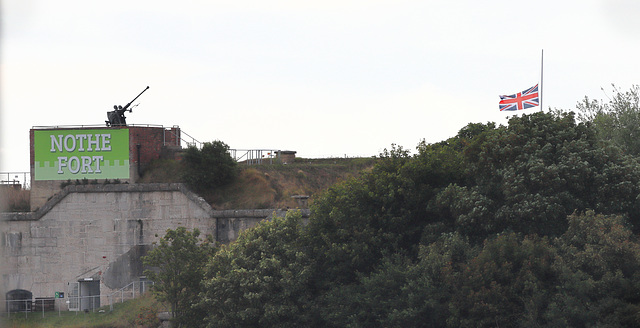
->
499, 84, 539, 111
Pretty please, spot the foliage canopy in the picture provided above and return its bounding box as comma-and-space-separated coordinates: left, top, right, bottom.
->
182, 140, 238, 192
575, 84, 640, 156
143, 227, 216, 327
160, 110, 640, 327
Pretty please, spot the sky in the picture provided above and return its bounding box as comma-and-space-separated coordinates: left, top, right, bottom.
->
2, 0, 640, 174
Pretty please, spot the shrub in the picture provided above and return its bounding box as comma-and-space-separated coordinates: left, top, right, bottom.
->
182, 140, 238, 192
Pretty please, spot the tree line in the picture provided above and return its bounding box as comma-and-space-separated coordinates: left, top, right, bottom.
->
145, 86, 640, 327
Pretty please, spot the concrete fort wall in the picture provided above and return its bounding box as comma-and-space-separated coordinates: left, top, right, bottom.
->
0, 183, 308, 311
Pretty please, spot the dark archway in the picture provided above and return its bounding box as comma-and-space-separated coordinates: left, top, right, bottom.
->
6, 289, 32, 313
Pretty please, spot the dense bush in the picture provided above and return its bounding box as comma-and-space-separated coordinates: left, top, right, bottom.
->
143, 227, 216, 328
154, 111, 640, 326
182, 140, 238, 192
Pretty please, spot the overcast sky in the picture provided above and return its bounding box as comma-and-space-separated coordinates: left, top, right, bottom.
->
2, 0, 640, 173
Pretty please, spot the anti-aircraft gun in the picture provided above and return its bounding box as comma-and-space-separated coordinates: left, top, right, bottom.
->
106, 86, 149, 126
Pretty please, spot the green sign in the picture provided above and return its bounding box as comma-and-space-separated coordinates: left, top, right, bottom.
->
34, 129, 130, 180
55, 292, 64, 299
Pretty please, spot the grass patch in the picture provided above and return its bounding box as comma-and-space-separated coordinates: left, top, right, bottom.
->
202, 158, 377, 210
137, 159, 184, 184
204, 168, 279, 209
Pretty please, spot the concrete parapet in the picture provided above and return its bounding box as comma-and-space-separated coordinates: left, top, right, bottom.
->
7, 183, 214, 222
212, 208, 309, 219
213, 208, 310, 243
1, 212, 36, 221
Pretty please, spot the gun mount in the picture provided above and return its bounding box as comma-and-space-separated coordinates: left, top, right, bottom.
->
106, 86, 149, 126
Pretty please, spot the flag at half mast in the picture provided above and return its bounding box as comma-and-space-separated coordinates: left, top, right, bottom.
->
499, 84, 539, 111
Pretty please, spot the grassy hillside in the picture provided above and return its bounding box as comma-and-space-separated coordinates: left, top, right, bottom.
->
138, 157, 378, 209
0, 157, 376, 212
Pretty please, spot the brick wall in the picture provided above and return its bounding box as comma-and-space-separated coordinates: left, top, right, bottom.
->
129, 127, 165, 166
165, 127, 181, 146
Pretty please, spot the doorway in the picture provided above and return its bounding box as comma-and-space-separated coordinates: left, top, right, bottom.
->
78, 279, 100, 311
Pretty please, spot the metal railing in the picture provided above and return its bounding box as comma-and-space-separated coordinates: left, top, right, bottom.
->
231, 149, 280, 165
106, 280, 155, 311
0, 172, 30, 189
177, 129, 202, 148
32, 124, 165, 129
4, 298, 62, 318
29, 124, 285, 166
1, 280, 155, 318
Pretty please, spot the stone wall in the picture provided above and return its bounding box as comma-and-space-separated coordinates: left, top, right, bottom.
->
0, 183, 309, 311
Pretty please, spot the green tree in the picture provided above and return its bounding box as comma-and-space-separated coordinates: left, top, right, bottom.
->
319, 233, 475, 328
305, 142, 466, 288
446, 233, 559, 327
575, 84, 640, 156
300, 112, 640, 326
183, 140, 238, 192
545, 211, 640, 327
188, 107, 640, 327
434, 111, 640, 239
201, 211, 314, 327
317, 254, 418, 328
317, 213, 640, 327
143, 227, 215, 327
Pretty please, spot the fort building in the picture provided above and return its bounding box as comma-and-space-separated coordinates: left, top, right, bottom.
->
2, 121, 304, 313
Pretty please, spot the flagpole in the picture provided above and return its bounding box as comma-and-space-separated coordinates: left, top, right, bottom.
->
540, 49, 544, 112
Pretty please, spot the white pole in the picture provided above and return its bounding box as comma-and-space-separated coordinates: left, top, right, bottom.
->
540, 49, 544, 111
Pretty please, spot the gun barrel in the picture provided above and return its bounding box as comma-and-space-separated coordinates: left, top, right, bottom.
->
123, 86, 149, 110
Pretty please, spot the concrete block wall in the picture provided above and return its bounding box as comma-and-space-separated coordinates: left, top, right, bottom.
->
0, 183, 310, 311
214, 209, 294, 243
1, 184, 214, 310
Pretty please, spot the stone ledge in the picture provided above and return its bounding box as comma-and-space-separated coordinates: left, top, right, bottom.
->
1, 184, 311, 222
0, 212, 35, 221
212, 208, 310, 218
2, 183, 215, 221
